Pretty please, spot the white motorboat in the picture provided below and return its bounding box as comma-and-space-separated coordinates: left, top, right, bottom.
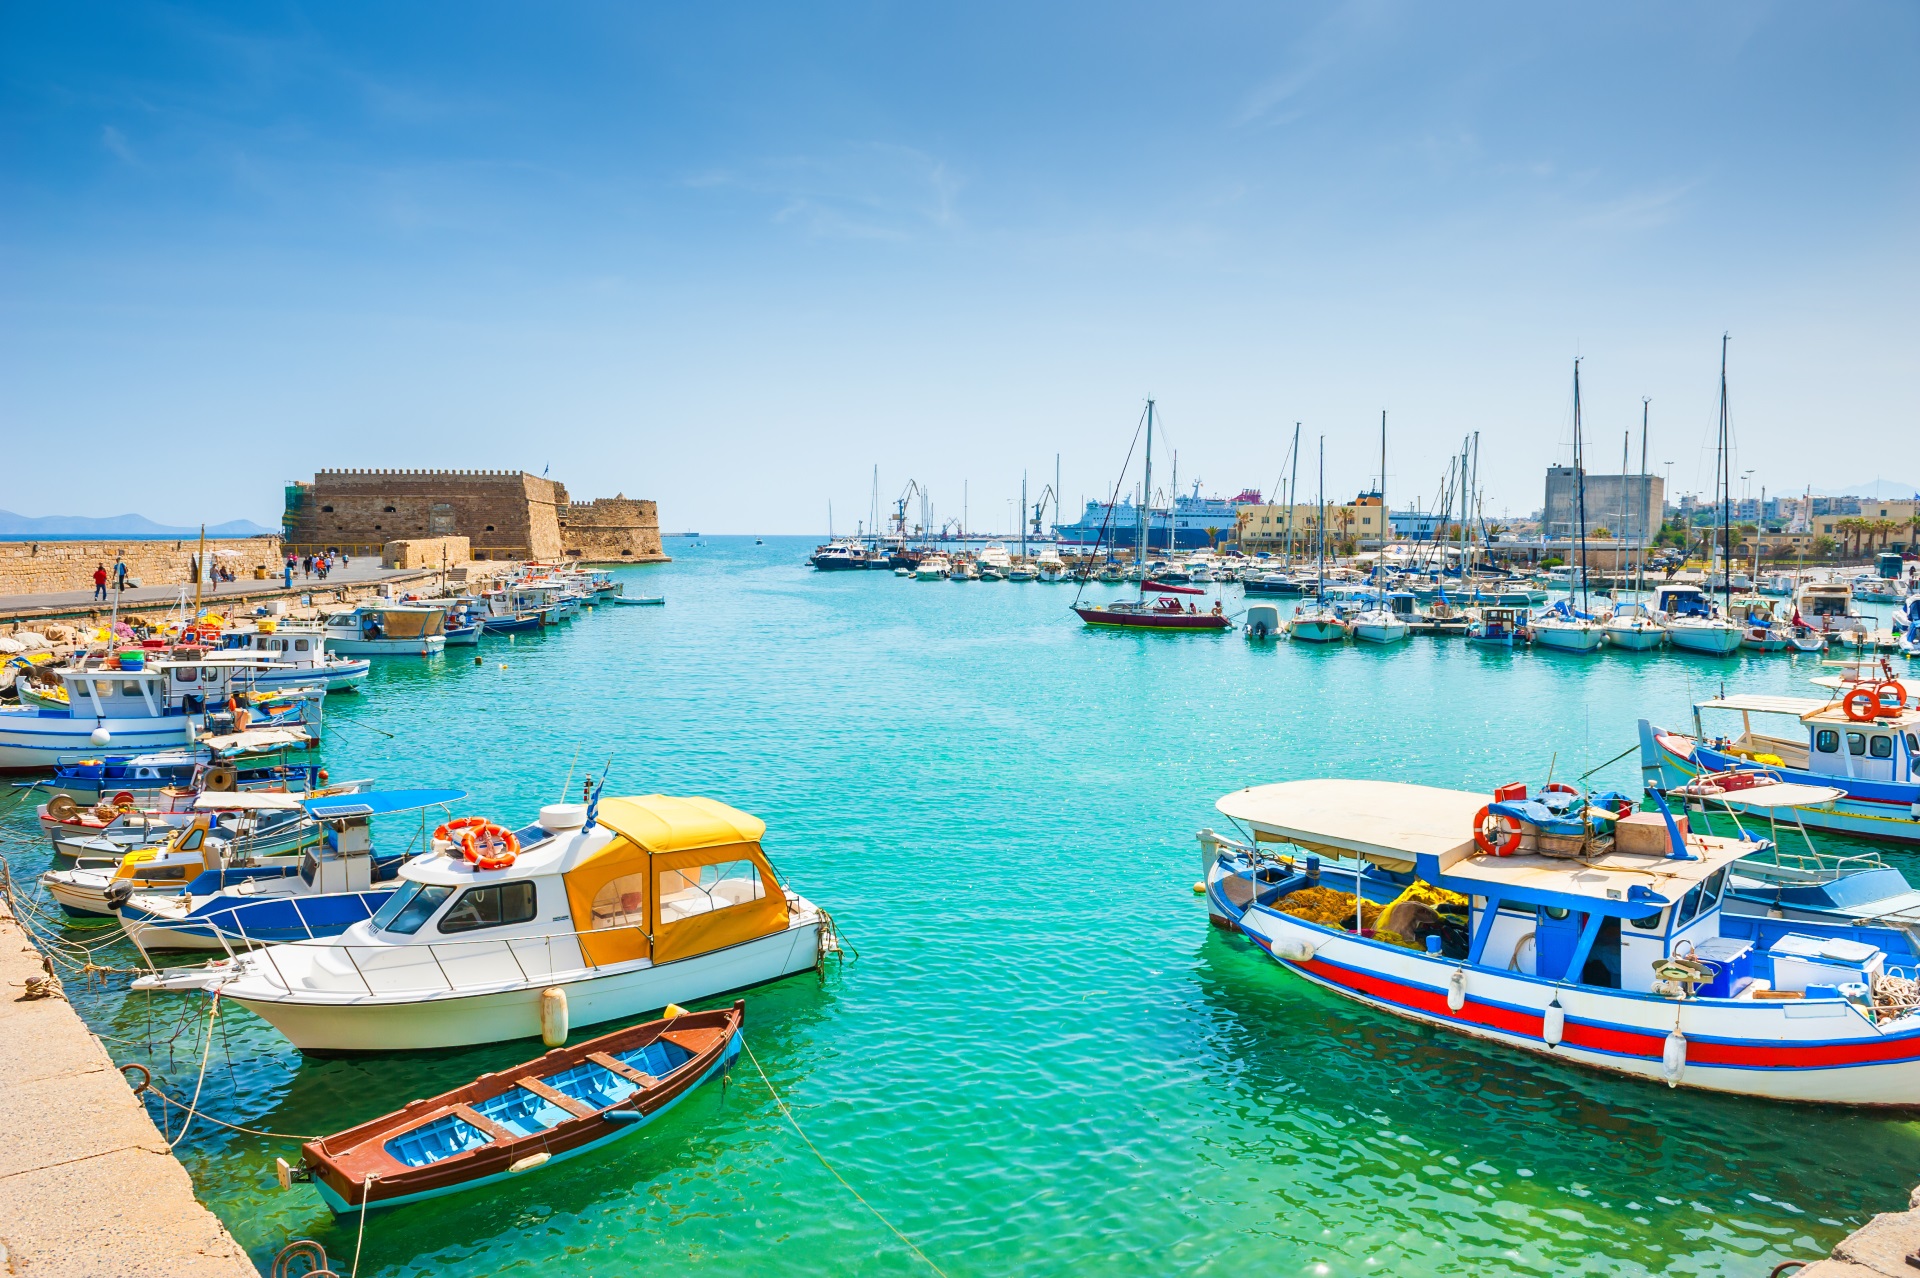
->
1602, 603, 1666, 651
133, 793, 833, 1052
321, 605, 447, 657
914, 555, 950, 581
1797, 580, 1872, 644
1035, 548, 1068, 582
1348, 591, 1413, 644
977, 544, 1013, 578
1289, 604, 1348, 643
217, 628, 369, 692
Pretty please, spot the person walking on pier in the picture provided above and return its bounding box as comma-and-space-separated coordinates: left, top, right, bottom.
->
92, 564, 108, 601
113, 557, 127, 592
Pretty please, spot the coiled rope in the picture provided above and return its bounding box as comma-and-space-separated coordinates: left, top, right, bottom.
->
742, 1039, 946, 1277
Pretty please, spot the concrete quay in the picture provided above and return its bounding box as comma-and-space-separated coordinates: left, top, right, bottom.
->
0, 895, 257, 1277
1791, 1189, 1920, 1276
0, 558, 445, 626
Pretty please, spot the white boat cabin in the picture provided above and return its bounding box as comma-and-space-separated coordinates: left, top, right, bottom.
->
1688, 694, 1920, 786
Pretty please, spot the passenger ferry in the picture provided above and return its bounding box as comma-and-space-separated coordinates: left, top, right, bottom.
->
1055, 484, 1262, 552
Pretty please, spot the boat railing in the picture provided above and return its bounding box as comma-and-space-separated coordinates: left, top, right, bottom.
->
231, 921, 658, 998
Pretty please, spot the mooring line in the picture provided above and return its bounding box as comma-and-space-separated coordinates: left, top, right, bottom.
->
743, 1040, 947, 1277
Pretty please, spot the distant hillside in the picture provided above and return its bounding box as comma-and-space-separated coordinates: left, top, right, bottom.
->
0, 510, 277, 538
1807, 481, 1920, 500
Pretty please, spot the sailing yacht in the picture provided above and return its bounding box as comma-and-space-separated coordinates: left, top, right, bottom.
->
1533, 360, 1607, 655
1288, 438, 1347, 643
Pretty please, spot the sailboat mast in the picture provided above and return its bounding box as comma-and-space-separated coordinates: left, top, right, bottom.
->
1286, 423, 1300, 566
1638, 398, 1650, 597
1021, 471, 1028, 560
1139, 398, 1154, 568
1573, 358, 1588, 612
1719, 333, 1731, 613
1379, 410, 1388, 567
1317, 436, 1326, 589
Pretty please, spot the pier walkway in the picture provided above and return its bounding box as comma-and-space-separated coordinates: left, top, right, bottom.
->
0, 558, 439, 625
0, 894, 257, 1276
1793, 1190, 1920, 1276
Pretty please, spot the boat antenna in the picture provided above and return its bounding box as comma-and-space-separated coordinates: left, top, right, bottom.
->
560, 743, 582, 802
580, 758, 613, 833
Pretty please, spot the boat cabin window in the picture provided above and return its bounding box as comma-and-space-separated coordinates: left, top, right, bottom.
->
371, 881, 455, 935
437, 882, 538, 934
1871, 735, 1893, 759
294, 638, 310, 651
1847, 732, 1867, 756
1543, 906, 1571, 921
1628, 909, 1664, 931
121, 681, 144, 697
1815, 730, 1839, 754
589, 873, 648, 930
174, 668, 197, 683
178, 828, 204, 851
658, 860, 765, 924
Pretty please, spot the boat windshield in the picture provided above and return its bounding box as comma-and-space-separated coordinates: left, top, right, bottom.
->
371, 880, 455, 935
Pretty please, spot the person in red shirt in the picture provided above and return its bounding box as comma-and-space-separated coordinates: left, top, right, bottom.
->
92, 564, 108, 601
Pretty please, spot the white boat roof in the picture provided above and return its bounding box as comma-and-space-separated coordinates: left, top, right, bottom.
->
1216, 780, 1482, 866
1695, 694, 1832, 717
194, 791, 305, 811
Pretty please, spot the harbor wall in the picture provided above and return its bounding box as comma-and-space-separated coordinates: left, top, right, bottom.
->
0, 537, 284, 598
285, 469, 566, 561
0, 897, 258, 1277
558, 496, 667, 562
381, 536, 472, 570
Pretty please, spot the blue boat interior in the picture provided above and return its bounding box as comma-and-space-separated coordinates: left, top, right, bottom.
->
381, 1037, 697, 1168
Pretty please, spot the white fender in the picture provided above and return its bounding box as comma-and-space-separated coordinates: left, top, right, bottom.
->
1662, 1027, 1686, 1087
1272, 937, 1319, 963
1542, 1001, 1565, 1048
540, 985, 569, 1047
1447, 966, 1467, 1012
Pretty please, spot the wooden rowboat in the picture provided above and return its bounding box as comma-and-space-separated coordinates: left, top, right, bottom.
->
300, 1001, 743, 1213
609, 595, 666, 606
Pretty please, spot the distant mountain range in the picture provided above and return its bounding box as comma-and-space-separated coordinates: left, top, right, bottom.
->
0, 510, 278, 537
1807, 481, 1919, 500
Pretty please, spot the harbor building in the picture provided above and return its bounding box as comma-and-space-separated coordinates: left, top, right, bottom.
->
1541, 467, 1664, 544
1235, 493, 1391, 551
282, 469, 668, 563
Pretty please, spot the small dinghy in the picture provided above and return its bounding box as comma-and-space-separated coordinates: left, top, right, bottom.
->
299, 1001, 743, 1213
610, 595, 666, 606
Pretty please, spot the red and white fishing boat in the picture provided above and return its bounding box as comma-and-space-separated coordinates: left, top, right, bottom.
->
1199, 778, 1920, 1105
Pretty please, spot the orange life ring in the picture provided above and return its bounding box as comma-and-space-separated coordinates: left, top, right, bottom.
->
433, 815, 491, 843
1473, 805, 1522, 857
1541, 782, 1579, 798
460, 822, 519, 871
112, 791, 136, 809
1877, 680, 1908, 712
1843, 687, 1879, 722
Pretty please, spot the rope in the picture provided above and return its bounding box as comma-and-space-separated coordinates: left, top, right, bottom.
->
167, 992, 221, 1149
742, 1040, 946, 1277
1577, 742, 1640, 782
351, 1173, 378, 1278
140, 1082, 321, 1143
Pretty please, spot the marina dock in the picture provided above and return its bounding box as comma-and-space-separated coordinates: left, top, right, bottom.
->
0, 892, 255, 1277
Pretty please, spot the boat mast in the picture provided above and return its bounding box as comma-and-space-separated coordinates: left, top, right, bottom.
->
1021, 471, 1028, 560
1379, 410, 1387, 583
1139, 398, 1154, 570
1728, 333, 1743, 614
1285, 423, 1300, 566
1638, 397, 1651, 599
1317, 436, 1326, 594
1573, 358, 1588, 613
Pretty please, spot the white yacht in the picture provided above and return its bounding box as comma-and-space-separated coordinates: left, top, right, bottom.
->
134, 794, 832, 1053
1529, 603, 1606, 653
1601, 602, 1666, 651
1653, 584, 1743, 655
1035, 547, 1068, 582
913, 554, 950, 582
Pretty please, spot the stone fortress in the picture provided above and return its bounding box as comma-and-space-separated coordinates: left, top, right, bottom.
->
282, 470, 668, 564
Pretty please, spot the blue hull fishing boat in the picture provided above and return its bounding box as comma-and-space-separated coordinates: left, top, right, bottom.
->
117, 789, 464, 954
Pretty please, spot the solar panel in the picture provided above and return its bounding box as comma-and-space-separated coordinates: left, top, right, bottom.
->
311, 802, 376, 818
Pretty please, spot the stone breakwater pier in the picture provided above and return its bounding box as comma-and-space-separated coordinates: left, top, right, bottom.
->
0, 893, 256, 1277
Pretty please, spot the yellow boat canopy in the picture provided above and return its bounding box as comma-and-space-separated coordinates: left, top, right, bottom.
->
562, 795, 788, 967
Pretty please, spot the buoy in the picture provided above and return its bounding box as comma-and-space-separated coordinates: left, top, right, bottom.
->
474, 656, 483, 666
90, 727, 112, 746
663, 1003, 688, 1018
499, 663, 508, 670
1662, 1028, 1686, 1087
508, 1151, 550, 1174
1447, 966, 1468, 1012
1542, 1001, 1565, 1047
1192, 881, 1206, 895
540, 986, 569, 1046
1271, 937, 1318, 963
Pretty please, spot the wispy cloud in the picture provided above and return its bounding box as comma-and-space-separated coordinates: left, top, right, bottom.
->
687, 143, 964, 241
101, 124, 135, 163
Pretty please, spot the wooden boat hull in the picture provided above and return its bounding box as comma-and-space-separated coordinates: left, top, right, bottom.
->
305, 1003, 743, 1212
1073, 606, 1229, 631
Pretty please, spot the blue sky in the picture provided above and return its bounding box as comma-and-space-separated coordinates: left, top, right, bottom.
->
2, 2, 1914, 532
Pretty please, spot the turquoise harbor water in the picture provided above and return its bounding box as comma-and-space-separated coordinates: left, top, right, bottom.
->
5, 536, 1918, 1277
